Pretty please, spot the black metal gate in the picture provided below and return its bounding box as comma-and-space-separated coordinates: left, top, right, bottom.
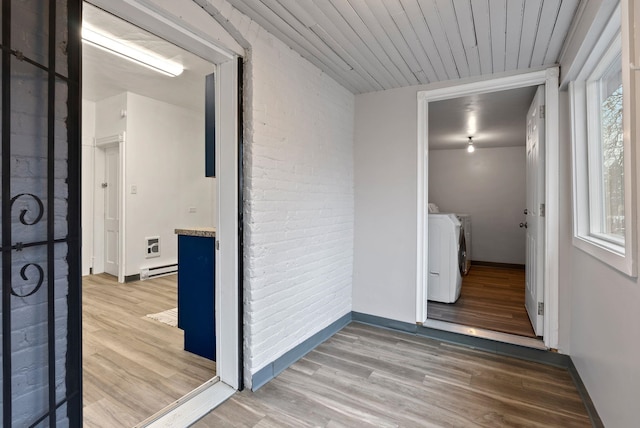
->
1, 0, 82, 426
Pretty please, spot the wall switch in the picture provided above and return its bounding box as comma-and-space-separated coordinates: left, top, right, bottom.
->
131, 185, 137, 194
188, 207, 197, 213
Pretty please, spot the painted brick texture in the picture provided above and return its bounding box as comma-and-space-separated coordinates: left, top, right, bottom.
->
242, 27, 355, 381
1, 3, 70, 426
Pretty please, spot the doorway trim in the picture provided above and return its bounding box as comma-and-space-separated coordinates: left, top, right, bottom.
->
416, 67, 560, 349
94, 132, 126, 283
82, 0, 243, 422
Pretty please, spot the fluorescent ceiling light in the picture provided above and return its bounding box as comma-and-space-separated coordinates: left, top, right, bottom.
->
82, 26, 183, 77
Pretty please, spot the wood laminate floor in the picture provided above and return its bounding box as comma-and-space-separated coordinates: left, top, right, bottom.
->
82, 274, 216, 427
427, 265, 536, 338
195, 322, 590, 427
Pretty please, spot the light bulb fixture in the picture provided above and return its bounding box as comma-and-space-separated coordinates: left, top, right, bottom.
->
81, 26, 184, 77
467, 136, 475, 153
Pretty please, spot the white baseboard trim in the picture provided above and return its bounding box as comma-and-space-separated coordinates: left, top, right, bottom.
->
135, 377, 235, 428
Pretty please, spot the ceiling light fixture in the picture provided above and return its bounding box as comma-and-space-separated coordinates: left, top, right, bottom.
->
81, 26, 184, 77
467, 136, 475, 153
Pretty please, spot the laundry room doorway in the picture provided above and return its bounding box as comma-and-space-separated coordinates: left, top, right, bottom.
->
416, 69, 561, 350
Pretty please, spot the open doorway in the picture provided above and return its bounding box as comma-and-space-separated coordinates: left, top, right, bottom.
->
425, 86, 541, 340
416, 69, 560, 350
80, 2, 241, 425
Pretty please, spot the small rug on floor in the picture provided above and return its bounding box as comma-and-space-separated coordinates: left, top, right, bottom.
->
146, 308, 177, 327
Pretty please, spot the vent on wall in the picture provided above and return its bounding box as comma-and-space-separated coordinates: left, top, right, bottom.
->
146, 236, 160, 258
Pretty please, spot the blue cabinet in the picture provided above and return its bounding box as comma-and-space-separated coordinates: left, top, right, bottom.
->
177, 234, 215, 361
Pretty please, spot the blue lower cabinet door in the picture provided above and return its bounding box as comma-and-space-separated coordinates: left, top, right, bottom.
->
178, 235, 216, 360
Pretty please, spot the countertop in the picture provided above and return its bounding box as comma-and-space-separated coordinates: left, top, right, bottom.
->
174, 227, 216, 238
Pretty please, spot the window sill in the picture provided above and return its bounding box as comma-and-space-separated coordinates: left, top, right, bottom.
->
572, 234, 636, 277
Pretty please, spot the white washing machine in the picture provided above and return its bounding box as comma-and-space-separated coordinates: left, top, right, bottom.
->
428, 213, 466, 303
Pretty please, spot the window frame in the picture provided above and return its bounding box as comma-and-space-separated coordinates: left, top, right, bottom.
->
570, 4, 637, 276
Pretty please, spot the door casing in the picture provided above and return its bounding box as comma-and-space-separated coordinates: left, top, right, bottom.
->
416, 67, 561, 349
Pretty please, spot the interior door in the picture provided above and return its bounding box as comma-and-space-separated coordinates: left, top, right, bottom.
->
104, 145, 120, 277
525, 86, 545, 336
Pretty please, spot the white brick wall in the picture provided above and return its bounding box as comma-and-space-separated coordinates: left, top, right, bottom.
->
199, 0, 355, 387
241, 25, 355, 384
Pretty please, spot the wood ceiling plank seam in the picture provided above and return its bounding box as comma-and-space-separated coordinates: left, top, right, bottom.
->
329, 0, 413, 87
529, 0, 562, 67
488, 0, 507, 73
384, 0, 439, 83
543, 0, 580, 65
307, 23, 384, 91
398, 0, 449, 81
452, 0, 482, 76
417, 0, 461, 80
346, 0, 420, 85
225, 0, 366, 92
434, 0, 471, 78
516, 0, 543, 69
471, 0, 493, 75
298, 0, 390, 90
366, 0, 423, 76
266, 0, 377, 92
310, 0, 405, 88
504, 0, 525, 71
254, 0, 372, 91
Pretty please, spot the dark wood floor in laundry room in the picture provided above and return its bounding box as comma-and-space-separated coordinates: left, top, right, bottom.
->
428, 264, 537, 338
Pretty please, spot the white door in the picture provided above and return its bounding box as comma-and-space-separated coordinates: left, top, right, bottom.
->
525, 86, 545, 336
104, 145, 120, 277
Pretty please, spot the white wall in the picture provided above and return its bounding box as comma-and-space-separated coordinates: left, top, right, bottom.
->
558, 1, 640, 426
429, 146, 526, 264
85, 92, 215, 277
240, 23, 354, 386
125, 92, 214, 276
82, 101, 96, 276
353, 85, 421, 323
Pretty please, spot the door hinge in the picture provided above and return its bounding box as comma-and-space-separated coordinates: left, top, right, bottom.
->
540, 203, 545, 217
538, 302, 544, 316
216, 240, 220, 250
540, 105, 545, 119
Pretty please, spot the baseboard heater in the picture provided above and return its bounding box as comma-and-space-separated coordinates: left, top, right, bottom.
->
140, 263, 178, 280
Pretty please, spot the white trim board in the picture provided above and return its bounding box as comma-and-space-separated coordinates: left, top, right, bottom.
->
136, 378, 235, 428
416, 67, 561, 349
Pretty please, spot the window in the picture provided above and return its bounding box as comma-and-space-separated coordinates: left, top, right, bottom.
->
570, 5, 637, 276
586, 46, 624, 243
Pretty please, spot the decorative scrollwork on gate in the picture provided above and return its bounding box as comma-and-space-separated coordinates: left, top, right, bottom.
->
11, 263, 44, 297
5, 193, 46, 298
10, 193, 44, 226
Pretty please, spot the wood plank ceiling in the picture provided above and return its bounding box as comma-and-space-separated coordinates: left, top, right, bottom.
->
224, 0, 581, 94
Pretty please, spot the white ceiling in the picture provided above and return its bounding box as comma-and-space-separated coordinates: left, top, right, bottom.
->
82, 3, 215, 111
222, 0, 580, 94
428, 85, 537, 150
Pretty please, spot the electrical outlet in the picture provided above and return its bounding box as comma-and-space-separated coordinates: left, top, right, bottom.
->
131, 185, 137, 194
188, 207, 197, 213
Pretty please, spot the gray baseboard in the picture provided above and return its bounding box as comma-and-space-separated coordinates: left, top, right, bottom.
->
568, 359, 604, 428
251, 312, 352, 391
124, 274, 140, 283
